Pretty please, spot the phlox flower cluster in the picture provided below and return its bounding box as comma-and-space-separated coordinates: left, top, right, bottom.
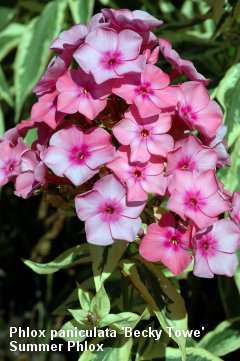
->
1, 8, 239, 278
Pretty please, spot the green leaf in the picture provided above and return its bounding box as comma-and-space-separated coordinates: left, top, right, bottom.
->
23, 244, 90, 274
59, 319, 89, 342
68, 0, 95, 24
0, 66, 13, 106
198, 317, 240, 357
218, 137, 240, 192
79, 334, 133, 361
215, 63, 240, 147
14, 0, 67, 122
89, 240, 128, 292
102, 311, 140, 330
138, 346, 224, 361
120, 259, 187, 361
0, 6, 16, 31
90, 285, 111, 319
0, 23, 25, 62
68, 309, 88, 324
0, 104, 5, 138
78, 284, 93, 311
23, 128, 38, 147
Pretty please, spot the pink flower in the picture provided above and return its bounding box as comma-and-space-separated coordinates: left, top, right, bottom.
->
112, 106, 173, 163
43, 126, 115, 186
166, 134, 218, 177
33, 53, 71, 96
74, 27, 145, 84
31, 90, 65, 129
167, 170, 230, 229
0, 139, 28, 186
113, 64, 174, 118
176, 82, 222, 138
50, 24, 88, 52
159, 38, 209, 85
75, 174, 145, 245
139, 213, 192, 275
101, 8, 163, 32
230, 192, 240, 226
15, 150, 46, 199
193, 219, 239, 278
202, 125, 231, 167
101, 8, 161, 50
56, 68, 112, 120
107, 146, 166, 202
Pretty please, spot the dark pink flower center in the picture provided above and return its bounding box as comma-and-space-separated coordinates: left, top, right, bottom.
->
83, 88, 89, 94
189, 198, 197, 206
141, 129, 149, 137
134, 170, 141, 178
171, 238, 179, 246
181, 163, 188, 169
8, 164, 15, 171
140, 86, 148, 94
106, 206, 115, 214
108, 58, 116, 65
203, 241, 209, 250
77, 151, 85, 160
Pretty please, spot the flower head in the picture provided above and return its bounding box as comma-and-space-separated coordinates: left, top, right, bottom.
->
74, 27, 145, 84
113, 106, 173, 163
75, 175, 145, 245
167, 170, 230, 229
193, 219, 239, 278
139, 213, 192, 275
43, 126, 115, 186
107, 146, 166, 202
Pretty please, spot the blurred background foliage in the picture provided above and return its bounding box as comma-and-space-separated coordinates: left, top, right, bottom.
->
0, 0, 240, 360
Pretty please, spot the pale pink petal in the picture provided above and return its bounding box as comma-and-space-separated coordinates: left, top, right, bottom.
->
113, 118, 139, 145
147, 134, 174, 157
93, 174, 126, 203
196, 170, 219, 199
141, 173, 167, 196
14, 172, 35, 199
77, 96, 106, 120
85, 27, 118, 54
126, 177, 147, 202
116, 55, 146, 76
130, 137, 149, 162
213, 219, 240, 252
57, 91, 80, 113
107, 157, 132, 182
49, 127, 84, 149
75, 190, 103, 221
117, 30, 142, 60
110, 216, 142, 242
64, 162, 97, 186
118, 195, 145, 218
180, 82, 210, 112
208, 252, 238, 277
193, 251, 214, 278
43, 147, 69, 177
84, 127, 112, 151
74, 44, 102, 75
112, 76, 140, 103
142, 64, 169, 89
85, 214, 114, 245
85, 145, 115, 169
134, 94, 161, 118
195, 100, 222, 138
